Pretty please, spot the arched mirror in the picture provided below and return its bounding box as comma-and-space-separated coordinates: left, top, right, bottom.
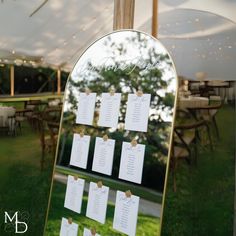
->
44, 30, 177, 236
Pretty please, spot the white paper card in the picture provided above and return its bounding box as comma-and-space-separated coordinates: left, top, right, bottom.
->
118, 142, 145, 184
69, 134, 90, 169
92, 137, 115, 175
59, 217, 78, 236
98, 93, 121, 128
124, 93, 151, 132
113, 191, 139, 236
64, 175, 85, 213
83, 228, 101, 236
76, 92, 96, 125
86, 182, 109, 224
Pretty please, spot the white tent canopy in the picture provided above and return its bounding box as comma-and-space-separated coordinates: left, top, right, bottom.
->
0, 0, 235, 80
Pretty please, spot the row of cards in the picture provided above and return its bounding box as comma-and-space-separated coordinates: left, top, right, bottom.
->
76, 92, 151, 132
60, 220, 100, 236
70, 135, 145, 184
62, 176, 139, 236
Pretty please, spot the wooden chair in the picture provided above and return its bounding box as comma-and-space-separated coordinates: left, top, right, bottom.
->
37, 107, 62, 170
198, 101, 222, 140
188, 99, 222, 140
171, 109, 212, 192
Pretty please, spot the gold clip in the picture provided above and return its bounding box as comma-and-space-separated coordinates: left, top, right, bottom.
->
136, 90, 143, 97
68, 217, 73, 224
97, 181, 103, 188
79, 130, 84, 137
73, 175, 79, 181
85, 88, 91, 95
131, 139, 137, 147
90, 228, 96, 235
103, 134, 108, 141
125, 190, 132, 198
109, 86, 115, 96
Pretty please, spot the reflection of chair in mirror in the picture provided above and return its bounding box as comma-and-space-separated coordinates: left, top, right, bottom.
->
171, 109, 212, 192
37, 107, 61, 170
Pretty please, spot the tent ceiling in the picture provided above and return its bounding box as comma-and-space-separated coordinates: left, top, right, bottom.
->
0, 0, 235, 80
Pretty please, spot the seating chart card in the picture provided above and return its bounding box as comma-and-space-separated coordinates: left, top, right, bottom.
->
83, 228, 101, 236
118, 141, 145, 184
113, 191, 140, 236
98, 93, 121, 128
86, 182, 109, 224
59, 218, 78, 236
76, 92, 96, 125
69, 133, 90, 169
92, 137, 115, 176
124, 93, 151, 132
64, 175, 85, 213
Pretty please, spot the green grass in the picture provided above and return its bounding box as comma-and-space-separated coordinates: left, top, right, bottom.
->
45, 182, 160, 236
0, 122, 54, 236
0, 102, 24, 109
56, 166, 162, 204
161, 104, 235, 236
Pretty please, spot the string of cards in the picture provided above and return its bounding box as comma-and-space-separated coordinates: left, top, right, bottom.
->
60, 91, 150, 236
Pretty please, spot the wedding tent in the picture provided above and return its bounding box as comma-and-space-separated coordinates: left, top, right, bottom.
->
0, 0, 235, 80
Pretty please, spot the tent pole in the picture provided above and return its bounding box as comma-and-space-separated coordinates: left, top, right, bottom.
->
10, 65, 14, 96
152, 0, 158, 38
113, 0, 135, 30
57, 69, 61, 95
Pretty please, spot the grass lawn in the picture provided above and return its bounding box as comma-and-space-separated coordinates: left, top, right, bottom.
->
0, 122, 54, 235
56, 166, 162, 204
161, 104, 235, 236
45, 181, 160, 236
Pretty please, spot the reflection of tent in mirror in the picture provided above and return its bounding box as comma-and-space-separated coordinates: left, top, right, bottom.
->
45, 31, 177, 236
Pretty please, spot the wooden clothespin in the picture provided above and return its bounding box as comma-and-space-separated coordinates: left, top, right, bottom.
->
136, 87, 143, 97
85, 88, 91, 95
125, 190, 132, 198
131, 139, 137, 147
90, 228, 96, 236
68, 217, 73, 224
73, 175, 79, 181
79, 129, 84, 137
109, 86, 115, 96
103, 134, 108, 141
97, 181, 103, 188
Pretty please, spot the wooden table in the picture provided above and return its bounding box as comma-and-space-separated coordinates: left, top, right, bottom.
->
178, 96, 209, 109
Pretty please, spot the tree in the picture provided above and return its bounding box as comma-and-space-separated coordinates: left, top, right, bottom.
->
60, 31, 176, 191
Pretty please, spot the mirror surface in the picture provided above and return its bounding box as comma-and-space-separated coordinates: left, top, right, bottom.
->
45, 30, 177, 236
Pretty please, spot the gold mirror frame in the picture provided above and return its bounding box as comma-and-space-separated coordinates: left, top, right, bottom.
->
44, 29, 178, 236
